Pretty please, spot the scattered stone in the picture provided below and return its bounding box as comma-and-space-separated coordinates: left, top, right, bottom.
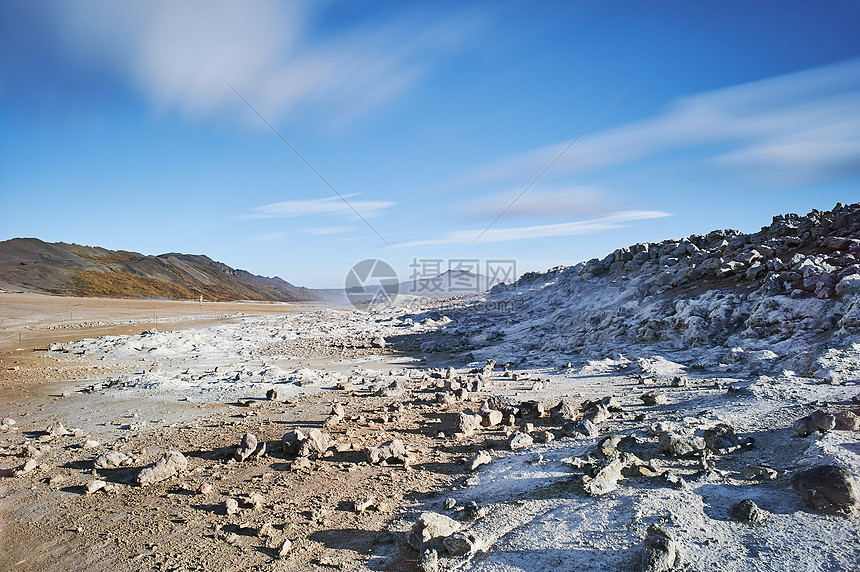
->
379, 380, 406, 397
265, 387, 279, 401
444, 498, 457, 510
731, 499, 765, 523
646, 422, 675, 437
835, 411, 860, 431
464, 500, 487, 519
640, 391, 668, 406
282, 428, 331, 457
664, 472, 688, 490
561, 418, 598, 439
658, 432, 705, 457
419, 548, 439, 572
136, 450, 188, 487
793, 410, 836, 436
324, 402, 346, 427
468, 450, 492, 472
792, 464, 860, 513
85, 480, 107, 494
550, 400, 578, 423
199, 482, 214, 494
24, 444, 48, 458
365, 439, 407, 465
583, 403, 610, 424
225, 498, 240, 515
282, 429, 306, 456
456, 411, 483, 436
509, 431, 534, 450
642, 524, 679, 572
744, 465, 778, 480
371, 336, 386, 349
234, 432, 258, 462
47, 422, 71, 438
291, 456, 311, 471
248, 492, 265, 509
443, 532, 479, 556
1, 417, 16, 430
83, 439, 100, 449
519, 401, 545, 419
582, 457, 625, 496
331, 402, 345, 418
703, 424, 741, 453
480, 409, 503, 428
354, 496, 376, 514
94, 451, 130, 469
14, 458, 38, 476
407, 512, 461, 550
258, 522, 276, 538
278, 539, 292, 558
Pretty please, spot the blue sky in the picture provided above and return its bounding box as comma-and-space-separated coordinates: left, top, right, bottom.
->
1, 1, 859, 289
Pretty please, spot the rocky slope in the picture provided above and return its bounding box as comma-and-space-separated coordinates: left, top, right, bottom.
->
447, 202, 860, 379
0, 238, 324, 302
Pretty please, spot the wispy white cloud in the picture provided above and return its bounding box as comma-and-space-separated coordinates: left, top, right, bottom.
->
241, 195, 394, 220
458, 186, 612, 218
455, 59, 860, 188
49, 0, 480, 128
394, 210, 671, 247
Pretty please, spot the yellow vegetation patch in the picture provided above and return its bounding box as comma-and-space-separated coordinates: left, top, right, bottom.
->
72, 270, 198, 300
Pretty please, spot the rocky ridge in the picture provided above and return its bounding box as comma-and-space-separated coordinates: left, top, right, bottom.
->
448, 202, 860, 380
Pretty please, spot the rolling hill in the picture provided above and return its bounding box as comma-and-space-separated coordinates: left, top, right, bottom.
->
0, 238, 324, 302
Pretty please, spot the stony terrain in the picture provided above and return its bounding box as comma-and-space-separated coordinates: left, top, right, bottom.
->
1, 203, 859, 571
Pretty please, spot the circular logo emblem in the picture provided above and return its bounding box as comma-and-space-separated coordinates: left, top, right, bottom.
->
344, 259, 399, 309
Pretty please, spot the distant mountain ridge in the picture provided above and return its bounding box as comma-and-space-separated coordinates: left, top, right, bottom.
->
399, 269, 495, 298
0, 238, 324, 302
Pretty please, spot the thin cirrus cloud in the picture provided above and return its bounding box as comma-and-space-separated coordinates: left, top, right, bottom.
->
251, 226, 353, 242
455, 59, 860, 189
240, 195, 394, 220
42, 0, 479, 128
394, 210, 671, 248
457, 186, 613, 218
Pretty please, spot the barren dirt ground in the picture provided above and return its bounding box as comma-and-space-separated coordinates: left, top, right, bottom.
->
1, 294, 859, 572
0, 292, 326, 353
0, 295, 474, 571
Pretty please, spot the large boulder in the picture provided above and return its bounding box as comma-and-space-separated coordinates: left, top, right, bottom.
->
406, 512, 461, 551
792, 464, 860, 513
